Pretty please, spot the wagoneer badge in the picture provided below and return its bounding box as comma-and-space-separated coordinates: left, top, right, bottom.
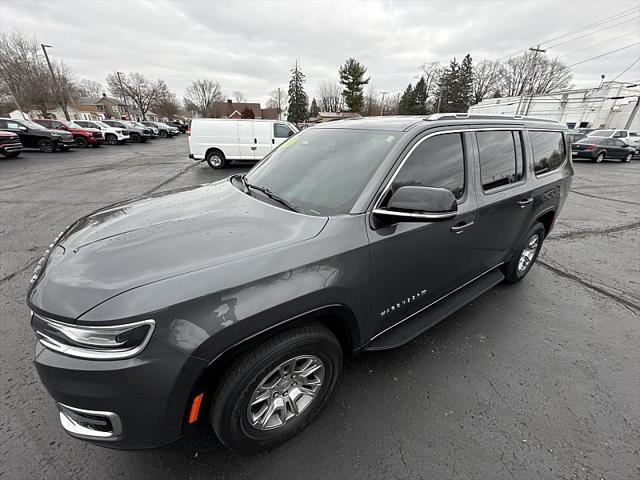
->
380, 289, 427, 317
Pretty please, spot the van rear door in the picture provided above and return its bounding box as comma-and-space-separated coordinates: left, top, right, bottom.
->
253, 121, 273, 160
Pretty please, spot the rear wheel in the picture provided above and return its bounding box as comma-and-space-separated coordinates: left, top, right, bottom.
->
211, 325, 342, 451
75, 136, 89, 148
38, 139, 55, 153
504, 222, 545, 283
206, 150, 226, 169
595, 152, 605, 163
105, 134, 118, 145
129, 133, 141, 143
623, 152, 632, 162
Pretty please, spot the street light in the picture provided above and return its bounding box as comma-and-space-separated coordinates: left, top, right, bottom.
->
40, 43, 70, 120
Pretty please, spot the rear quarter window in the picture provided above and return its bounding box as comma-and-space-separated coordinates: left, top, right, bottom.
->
530, 131, 566, 176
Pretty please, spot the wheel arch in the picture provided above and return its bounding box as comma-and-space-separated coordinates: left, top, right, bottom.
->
182, 303, 360, 428
535, 209, 556, 237
205, 146, 226, 160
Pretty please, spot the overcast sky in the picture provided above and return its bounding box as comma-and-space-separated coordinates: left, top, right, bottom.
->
1, 0, 639, 105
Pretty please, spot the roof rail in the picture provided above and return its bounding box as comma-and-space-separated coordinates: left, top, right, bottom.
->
425, 113, 560, 124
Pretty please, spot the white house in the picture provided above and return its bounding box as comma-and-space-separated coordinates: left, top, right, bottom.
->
469, 81, 640, 131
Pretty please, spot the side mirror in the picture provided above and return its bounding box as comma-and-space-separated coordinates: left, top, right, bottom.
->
18, 126, 28, 131
373, 186, 457, 222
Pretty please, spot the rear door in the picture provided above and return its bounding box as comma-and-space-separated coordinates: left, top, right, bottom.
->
237, 121, 254, 160
253, 121, 273, 159
0, 120, 34, 147
470, 128, 534, 270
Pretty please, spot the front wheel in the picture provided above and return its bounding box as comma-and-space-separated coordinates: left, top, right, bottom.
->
623, 152, 632, 162
75, 136, 89, 148
105, 134, 118, 145
503, 223, 545, 283
38, 139, 55, 153
159, 130, 168, 138
211, 325, 342, 451
129, 133, 141, 143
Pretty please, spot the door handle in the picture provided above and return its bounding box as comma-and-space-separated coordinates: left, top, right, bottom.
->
250, 146, 257, 150
450, 221, 474, 234
517, 197, 533, 208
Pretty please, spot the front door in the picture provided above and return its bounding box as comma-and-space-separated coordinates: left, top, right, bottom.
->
368, 131, 481, 336
0, 120, 34, 148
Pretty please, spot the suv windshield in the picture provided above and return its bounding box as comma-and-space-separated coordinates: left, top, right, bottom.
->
588, 130, 614, 137
95, 121, 110, 128
245, 128, 401, 216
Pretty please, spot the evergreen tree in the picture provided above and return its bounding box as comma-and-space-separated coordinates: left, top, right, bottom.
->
310, 97, 319, 117
287, 61, 308, 123
338, 58, 370, 113
458, 54, 473, 112
398, 84, 415, 115
413, 76, 428, 115
436, 58, 459, 113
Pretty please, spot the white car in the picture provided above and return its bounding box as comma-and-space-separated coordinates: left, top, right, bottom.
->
188, 119, 298, 169
142, 121, 178, 138
587, 129, 637, 148
75, 120, 130, 145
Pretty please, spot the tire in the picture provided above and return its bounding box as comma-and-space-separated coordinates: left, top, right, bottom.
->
595, 152, 605, 163
159, 130, 168, 138
75, 136, 89, 148
623, 152, 632, 162
130, 133, 141, 143
58, 146, 71, 152
206, 150, 226, 169
38, 139, 55, 153
211, 325, 342, 452
503, 222, 545, 283
105, 134, 118, 145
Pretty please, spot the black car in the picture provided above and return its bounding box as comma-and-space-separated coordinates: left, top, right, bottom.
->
0, 118, 75, 152
102, 120, 151, 143
28, 114, 572, 451
165, 120, 188, 133
0, 130, 23, 158
571, 137, 634, 163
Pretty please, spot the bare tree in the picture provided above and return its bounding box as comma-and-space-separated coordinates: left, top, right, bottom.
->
418, 61, 443, 98
232, 90, 246, 102
472, 59, 501, 104
152, 91, 180, 119
267, 87, 288, 118
106, 72, 168, 120
317, 80, 342, 112
77, 78, 104, 97
363, 84, 379, 116
183, 78, 223, 117
499, 52, 572, 97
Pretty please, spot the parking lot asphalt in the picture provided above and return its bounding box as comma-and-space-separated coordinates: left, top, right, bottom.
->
1, 138, 638, 480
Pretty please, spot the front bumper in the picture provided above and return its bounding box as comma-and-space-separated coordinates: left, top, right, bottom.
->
34, 335, 207, 449
0, 142, 23, 154
87, 136, 104, 145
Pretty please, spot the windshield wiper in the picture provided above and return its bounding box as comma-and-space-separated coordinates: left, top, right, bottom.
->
245, 182, 302, 213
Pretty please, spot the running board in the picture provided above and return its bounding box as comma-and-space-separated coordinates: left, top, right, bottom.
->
366, 269, 505, 351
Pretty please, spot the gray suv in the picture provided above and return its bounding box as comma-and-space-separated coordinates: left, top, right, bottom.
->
28, 114, 572, 451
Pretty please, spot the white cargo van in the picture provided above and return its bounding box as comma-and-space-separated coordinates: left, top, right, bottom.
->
188, 119, 298, 169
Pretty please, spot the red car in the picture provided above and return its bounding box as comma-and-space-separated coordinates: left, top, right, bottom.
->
33, 119, 104, 148
0, 130, 23, 158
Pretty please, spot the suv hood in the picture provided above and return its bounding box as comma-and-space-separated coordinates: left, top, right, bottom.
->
27, 179, 328, 320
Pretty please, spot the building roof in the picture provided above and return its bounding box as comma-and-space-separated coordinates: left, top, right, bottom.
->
77, 95, 127, 107
211, 101, 262, 118
261, 108, 279, 120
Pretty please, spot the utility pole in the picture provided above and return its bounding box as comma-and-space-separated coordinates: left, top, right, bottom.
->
116, 71, 129, 119
520, 45, 546, 116
380, 91, 388, 115
41, 44, 70, 120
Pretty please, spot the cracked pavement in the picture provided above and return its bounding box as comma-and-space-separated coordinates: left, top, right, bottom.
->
0, 139, 638, 480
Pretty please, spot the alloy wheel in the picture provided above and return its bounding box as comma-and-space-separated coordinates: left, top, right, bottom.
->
517, 233, 539, 275
247, 355, 325, 431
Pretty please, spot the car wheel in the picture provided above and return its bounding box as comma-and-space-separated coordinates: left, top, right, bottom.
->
623, 152, 632, 162
38, 139, 55, 153
206, 151, 226, 169
130, 133, 141, 143
211, 325, 342, 451
75, 136, 89, 148
105, 134, 118, 145
503, 222, 545, 283
595, 152, 605, 163
159, 130, 168, 138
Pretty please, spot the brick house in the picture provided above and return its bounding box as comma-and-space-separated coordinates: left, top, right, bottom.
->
77, 94, 129, 119
209, 100, 279, 119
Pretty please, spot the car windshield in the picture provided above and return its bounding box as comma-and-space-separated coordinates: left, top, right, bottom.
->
22, 120, 47, 130
588, 130, 614, 137
95, 121, 110, 128
245, 128, 401, 216
61, 120, 82, 128
123, 121, 138, 128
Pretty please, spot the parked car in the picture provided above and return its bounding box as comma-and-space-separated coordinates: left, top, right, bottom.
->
141, 121, 175, 138
128, 121, 157, 139
571, 137, 635, 163
74, 120, 130, 145
189, 119, 298, 169
0, 130, 23, 158
137, 122, 159, 137
28, 114, 572, 451
567, 129, 586, 144
165, 120, 188, 133
0, 118, 75, 152
586, 129, 636, 149
102, 120, 151, 143
33, 119, 104, 148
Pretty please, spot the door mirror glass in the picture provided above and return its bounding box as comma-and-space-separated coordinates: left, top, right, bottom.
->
374, 186, 457, 222
18, 126, 27, 131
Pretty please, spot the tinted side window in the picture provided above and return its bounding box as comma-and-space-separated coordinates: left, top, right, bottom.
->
476, 131, 523, 191
392, 133, 465, 199
530, 131, 565, 176
274, 124, 292, 138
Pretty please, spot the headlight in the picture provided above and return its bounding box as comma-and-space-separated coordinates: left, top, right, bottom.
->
50, 133, 61, 137
31, 312, 155, 360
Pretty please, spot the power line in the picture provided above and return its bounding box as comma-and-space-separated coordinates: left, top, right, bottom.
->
566, 42, 640, 68
546, 16, 640, 50
611, 57, 640, 83
557, 29, 640, 59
